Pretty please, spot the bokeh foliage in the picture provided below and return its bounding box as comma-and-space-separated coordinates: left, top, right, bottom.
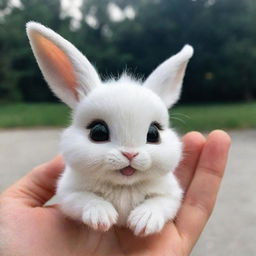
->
0, 0, 256, 103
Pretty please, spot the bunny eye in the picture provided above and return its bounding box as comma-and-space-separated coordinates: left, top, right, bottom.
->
147, 122, 161, 143
87, 120, 109, 142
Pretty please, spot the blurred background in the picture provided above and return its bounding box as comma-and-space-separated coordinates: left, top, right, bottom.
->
0, 0, 255, 255
0, 0, 256, 130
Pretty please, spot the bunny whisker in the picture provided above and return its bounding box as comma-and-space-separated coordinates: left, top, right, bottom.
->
169, 116, 186, 125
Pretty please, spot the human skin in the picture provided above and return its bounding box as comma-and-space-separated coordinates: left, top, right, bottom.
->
0, 130, 231, 256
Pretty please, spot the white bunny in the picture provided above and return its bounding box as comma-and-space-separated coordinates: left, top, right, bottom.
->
26, 22, 193, 236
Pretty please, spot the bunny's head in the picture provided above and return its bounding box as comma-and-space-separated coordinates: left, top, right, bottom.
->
26, 22, 193, 186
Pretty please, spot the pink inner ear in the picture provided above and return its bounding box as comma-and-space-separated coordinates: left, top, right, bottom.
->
34, 34, 78, 99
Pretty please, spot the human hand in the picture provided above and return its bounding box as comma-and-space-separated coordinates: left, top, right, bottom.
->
0, 130, 231, 256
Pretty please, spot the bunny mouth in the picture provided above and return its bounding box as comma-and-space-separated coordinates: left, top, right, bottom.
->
119, 166, 136, 176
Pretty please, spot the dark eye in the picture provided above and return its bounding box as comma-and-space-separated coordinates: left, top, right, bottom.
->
147, 123, 161, 143
87, 121, 109, 142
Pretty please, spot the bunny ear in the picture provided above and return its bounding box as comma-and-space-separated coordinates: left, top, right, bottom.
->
26, 22, 101, 108
143, 45, 193, 108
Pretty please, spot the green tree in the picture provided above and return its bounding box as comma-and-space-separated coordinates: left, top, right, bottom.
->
1, 0, 256, 102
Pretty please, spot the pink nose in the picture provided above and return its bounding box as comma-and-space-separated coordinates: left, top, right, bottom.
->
122, 152, 138, 160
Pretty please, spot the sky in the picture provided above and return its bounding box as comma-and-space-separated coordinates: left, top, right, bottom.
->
2, 0, 135, 29
61, 0, 135, 28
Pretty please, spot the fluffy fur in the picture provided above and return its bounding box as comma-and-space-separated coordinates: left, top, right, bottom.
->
26, 22, 193, 236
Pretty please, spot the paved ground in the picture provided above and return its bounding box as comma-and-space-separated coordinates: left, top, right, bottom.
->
0, 128, 255, 255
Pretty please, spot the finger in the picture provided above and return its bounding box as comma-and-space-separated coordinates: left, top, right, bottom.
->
176, 130, 231, 251
175, 132, 206, 192
2, 155, 64, 207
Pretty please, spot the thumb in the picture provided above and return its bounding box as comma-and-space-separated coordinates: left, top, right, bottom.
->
2, 155, 64, 207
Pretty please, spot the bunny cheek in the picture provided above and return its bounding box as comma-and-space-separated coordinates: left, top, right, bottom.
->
147, 129, 182, 175
130, 151, 152, 171
61, 126, 110, 173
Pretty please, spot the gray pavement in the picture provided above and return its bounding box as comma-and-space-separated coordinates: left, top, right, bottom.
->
0, 128, 255, 255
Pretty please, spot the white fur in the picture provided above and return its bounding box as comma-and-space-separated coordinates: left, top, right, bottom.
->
26, 22, 193, 236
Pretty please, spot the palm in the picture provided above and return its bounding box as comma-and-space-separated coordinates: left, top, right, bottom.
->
10, 205, 183, 256
0, 131, 230, 256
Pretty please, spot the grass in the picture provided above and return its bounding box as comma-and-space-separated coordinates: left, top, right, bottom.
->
170, 102, 256, 132
0, 103, 70, 128
0, 102, 256, 132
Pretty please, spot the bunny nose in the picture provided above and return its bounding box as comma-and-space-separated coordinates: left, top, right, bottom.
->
122, 152, 138, 160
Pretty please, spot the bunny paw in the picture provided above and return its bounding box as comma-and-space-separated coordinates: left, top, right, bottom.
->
127, 205, 165, 236
82, 201, 118, 232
